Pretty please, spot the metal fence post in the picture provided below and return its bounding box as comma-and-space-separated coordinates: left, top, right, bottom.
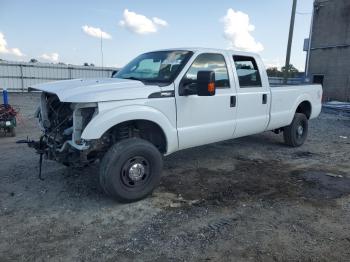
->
20, 64, 24, 92
68, 67, 72, 79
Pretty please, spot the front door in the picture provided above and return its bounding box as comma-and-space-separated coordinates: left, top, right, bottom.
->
175, 52, 237, 150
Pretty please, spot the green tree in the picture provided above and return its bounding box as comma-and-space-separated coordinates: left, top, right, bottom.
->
281, 64, 299, 78
266, 67, 282, 77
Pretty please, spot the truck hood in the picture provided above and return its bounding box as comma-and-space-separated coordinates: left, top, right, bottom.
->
30, 78, 162, 103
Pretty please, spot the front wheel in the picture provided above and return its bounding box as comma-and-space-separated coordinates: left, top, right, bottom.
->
9, 128, 16, 137
99, 138, 163, 202
283, 113, 308, 147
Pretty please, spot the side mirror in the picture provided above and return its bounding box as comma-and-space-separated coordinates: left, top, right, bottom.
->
111, 70, 118, 78
197, 71, 216, 96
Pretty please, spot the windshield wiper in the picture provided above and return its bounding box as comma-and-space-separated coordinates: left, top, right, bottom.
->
121, 76, 141, 81
119, 76, 170, 86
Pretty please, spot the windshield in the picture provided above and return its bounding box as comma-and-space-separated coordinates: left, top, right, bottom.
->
114, 50, 193, 84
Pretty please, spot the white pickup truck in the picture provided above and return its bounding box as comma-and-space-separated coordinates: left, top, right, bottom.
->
28, 48, 322, 202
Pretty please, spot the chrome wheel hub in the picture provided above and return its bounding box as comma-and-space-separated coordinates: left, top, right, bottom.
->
297, 125, 304, 137
121, 156, 150, 188
128, 163, 145, 181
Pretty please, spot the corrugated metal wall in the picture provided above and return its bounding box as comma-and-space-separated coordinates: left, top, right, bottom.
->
0, 61, 117, 91
268, 77, 304, 85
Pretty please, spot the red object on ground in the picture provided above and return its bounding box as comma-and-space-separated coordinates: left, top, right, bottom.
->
0, 104, 17, 121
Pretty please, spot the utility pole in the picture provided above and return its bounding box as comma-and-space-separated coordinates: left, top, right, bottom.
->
284, 0, 298, 84
100, 30, 104, 68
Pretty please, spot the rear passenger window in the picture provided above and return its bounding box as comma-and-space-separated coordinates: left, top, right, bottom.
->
233, 56, 262, 87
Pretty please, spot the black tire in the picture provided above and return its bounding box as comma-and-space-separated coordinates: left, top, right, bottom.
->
283, 113, 308, 147
99, 138, 163, 202
9, 128, 16, 137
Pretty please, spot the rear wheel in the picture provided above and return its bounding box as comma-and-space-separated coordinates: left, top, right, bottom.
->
100, 138, 163, 202
283, 113, 308, 147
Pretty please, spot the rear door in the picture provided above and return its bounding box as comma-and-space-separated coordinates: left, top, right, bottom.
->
175, 52, 237, 150
231, 55, 270, 138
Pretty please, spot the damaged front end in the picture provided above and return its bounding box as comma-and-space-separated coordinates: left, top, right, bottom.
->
28, 92, 108, 168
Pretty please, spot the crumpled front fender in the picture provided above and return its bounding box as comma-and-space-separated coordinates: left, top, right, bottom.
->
81, 105, 178, 154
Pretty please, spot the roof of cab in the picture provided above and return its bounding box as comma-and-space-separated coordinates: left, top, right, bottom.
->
153, 47, 258, 57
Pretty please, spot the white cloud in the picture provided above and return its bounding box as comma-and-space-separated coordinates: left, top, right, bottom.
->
263, 58, 304, 71
263, 58, 284, 69
119, 9, 168, 35
10, 48, 24, 57
82, 25, 112, 39
0, 32, 25, 57
152, 17, 168, 27
41, 52, 59, 62
222, 8, 264, 52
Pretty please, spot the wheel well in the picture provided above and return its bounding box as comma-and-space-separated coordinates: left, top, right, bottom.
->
106, 120, 167, 154
296, 101, 312, 119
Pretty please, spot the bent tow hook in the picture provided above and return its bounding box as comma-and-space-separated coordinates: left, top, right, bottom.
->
16, 137, 47, 180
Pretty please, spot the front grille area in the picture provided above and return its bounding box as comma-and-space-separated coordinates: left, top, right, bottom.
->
40, 93, 73, 146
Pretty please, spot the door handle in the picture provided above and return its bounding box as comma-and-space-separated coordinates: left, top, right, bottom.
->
230, 96, 236, 107
262, 94, 267, 104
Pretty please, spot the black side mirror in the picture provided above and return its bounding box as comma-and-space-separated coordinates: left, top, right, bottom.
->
111, 70, 118, 78
197, 71, 216, 96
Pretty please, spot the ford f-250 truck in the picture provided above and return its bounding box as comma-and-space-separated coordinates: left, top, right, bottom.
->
27, 48, 322, 202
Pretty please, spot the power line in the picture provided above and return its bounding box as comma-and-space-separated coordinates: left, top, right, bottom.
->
296, 11, 312, 15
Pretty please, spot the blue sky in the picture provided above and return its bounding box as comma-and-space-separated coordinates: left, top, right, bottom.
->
0, 0, 313, 70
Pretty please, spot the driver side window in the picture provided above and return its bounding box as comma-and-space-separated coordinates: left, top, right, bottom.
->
183, 53, 230, 89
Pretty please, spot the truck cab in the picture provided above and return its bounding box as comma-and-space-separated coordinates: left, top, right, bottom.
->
175, 50, 271, 149
29, 48, 322, 202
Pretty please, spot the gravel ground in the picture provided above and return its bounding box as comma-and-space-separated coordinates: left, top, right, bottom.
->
1, 93, 350, 262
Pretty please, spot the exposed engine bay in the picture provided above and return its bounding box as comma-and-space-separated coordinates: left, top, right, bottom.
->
33, 92, 106, 167
25, 92, 164, 171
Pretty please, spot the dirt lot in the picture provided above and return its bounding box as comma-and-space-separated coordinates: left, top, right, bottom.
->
1, 93, 350, 262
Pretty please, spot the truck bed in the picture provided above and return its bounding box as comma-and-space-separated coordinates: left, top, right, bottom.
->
267, 84, 323, 131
